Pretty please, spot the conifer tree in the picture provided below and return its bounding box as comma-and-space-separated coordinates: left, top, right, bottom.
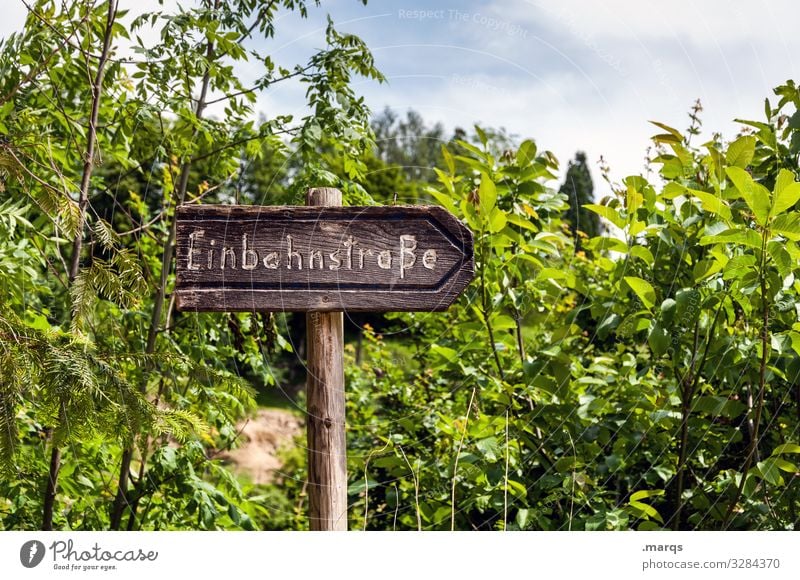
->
560, 151, 600, 244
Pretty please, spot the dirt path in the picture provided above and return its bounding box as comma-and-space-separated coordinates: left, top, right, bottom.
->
220, 408, 303, 484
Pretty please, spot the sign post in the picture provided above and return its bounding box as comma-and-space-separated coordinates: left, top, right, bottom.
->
174, 188, 474, 530
304, 187, 347, 530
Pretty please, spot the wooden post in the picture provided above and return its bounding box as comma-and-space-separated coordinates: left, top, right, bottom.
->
305, 187, 347, 530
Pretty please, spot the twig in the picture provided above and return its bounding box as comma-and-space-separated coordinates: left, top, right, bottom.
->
451, 387, 476, 531
399, 445, 421, 531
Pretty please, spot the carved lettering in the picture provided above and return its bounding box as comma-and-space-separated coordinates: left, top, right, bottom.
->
263, 252, 279, 269
342, 236, 355, 270
241, 234, 257, 270
221, 246, 236, 269
399, 235, 416, 279
357, 247, 373, 269
207, 239, 216, 269
309, 249, 324, 270
286, 235, 302, 270
183, 228, 443, 277
423, 249, 437, 270
328, 250, 342, 270
377, 250, 392, 269
187, 230, 204, 271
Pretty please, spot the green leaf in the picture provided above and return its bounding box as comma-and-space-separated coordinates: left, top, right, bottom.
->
585, 204, 625, 229
590, 237, 628, 253
649, 121, 683, 142
476, 437, 501, 461
441, 145, 455, 174
723, 254, 757, 280
628, 499, 664, 524
688, 188, 732, 221
517, 140, 537, 166
488, 207, 507, 233
490, 314, 517, 331
726, 166, 770, 225
626, 182, 643, 214
648, 322, 670, 357
660, 298, 677, 325
430, 344, 458, 363
630, 245, 654, 265
756, 457, 795, 486
630, 489, 665, 502
772, 213, 800, 241
515, 508, 530, 529
554, 456, 578, 472
767, 242, 792, 278
771, 443, 800, 455
700, 227, 762, 249
475, 125, 488, 146
675, 288, 701, 325
347, 478, 378, 495
479, 173, 497, 217
505, 479, 527, 499
725, 135, 756, 168
624, 276, 656, 309
771, 169, 800, 215
426, 187, 458, 216
694, 396, 746, 418
506, 213, 538, 233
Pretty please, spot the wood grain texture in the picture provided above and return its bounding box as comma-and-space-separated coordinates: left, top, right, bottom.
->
173, 202, 474, 312
306, 310, 347, 531
304, 188, 347, 531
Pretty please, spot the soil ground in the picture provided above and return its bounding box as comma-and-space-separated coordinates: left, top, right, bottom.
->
220, 408, 303, 484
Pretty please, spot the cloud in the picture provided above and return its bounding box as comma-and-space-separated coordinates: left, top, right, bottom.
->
3, 0, 798, 193
0, 2, 27, 41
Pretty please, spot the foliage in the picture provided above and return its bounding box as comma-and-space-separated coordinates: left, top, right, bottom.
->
0, 0, 798, 533
0, 0, 381, 530
340, 87, 800, 531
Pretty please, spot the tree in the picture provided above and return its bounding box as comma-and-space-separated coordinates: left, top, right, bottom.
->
371, 107, 446, 185
560, 151, 600, 243
0, 0, 382, 531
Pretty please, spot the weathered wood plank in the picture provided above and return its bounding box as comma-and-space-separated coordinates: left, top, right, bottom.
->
174, 203, 474, 312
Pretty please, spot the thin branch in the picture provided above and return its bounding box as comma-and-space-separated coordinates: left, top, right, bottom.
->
204, 66, 311, 106
68, 0, 119, 282
189, 125, 300, 165
399, 445, 421, 531
235, 0, 280, 45
451, 387, 476, 531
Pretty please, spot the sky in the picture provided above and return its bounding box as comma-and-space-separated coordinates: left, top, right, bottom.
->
2, 0, 799, 190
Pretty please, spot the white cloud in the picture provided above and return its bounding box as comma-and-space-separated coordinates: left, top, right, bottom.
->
0, 1, 27, 41
502, 0, 798, 46
3, 0, 798, 193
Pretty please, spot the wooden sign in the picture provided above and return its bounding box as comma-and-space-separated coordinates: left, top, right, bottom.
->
174, 189, 474, 531
174, 204, 474, 312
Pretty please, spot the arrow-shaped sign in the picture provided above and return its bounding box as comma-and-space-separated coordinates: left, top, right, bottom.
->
174, 204, 474, 312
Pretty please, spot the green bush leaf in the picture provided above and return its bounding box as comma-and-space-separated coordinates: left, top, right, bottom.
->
700, 227, 762, 249
688, 188, 733, 221
479, 172, 497, 217
630, 489, 665, 502
772, 213, 800, 240
725, 135, 756, 168
648, 322, 670, 356
726, 166, 770, 225
585, 204, 625, 229
771, 171, 800, 216
624, 276, 656, 309
771, 443, 800, 455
